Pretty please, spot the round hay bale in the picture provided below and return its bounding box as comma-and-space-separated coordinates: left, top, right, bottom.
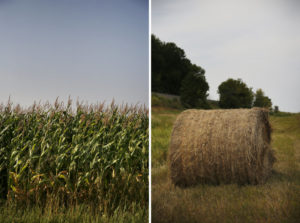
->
169, 108, 275, 187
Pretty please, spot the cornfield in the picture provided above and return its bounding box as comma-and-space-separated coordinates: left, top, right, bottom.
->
0, 99, 148, 213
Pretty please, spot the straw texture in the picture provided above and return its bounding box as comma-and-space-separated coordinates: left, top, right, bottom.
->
169, 108, 275, 186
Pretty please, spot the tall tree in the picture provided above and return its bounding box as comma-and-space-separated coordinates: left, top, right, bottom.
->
151, 35, 165, 92
218, 78, 254, 108
253, 89, 272, 108
151, 34, 206, 95
180, 69, 209, 108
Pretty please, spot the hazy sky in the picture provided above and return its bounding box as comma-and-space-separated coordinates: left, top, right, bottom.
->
152, 0, 300, 112
0, 0, 148, 107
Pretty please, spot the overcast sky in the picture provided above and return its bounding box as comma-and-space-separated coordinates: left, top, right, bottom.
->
0, 0, 148, 107
152, 0, 300, 112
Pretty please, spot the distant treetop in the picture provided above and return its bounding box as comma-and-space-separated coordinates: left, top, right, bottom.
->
218, 78, 254, 109
253, 89, 272, 108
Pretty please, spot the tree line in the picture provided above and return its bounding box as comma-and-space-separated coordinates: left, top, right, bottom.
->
152, 34, 276, 110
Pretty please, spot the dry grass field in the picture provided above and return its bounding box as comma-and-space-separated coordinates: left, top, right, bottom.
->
152, 107, 300, 223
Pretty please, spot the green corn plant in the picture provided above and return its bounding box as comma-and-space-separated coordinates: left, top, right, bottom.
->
0, 99, 148, 214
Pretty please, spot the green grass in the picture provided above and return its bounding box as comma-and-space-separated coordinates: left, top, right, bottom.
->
0, 202, 147, 223
152, 107, 300, 223
151, 94, 183, 110
151, 108, 180, 167
0, 202, 148, 223
0, 99, 148, 222
151, 93, 220, 110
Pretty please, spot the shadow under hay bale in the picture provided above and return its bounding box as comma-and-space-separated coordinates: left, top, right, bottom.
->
168, 108, 275, 187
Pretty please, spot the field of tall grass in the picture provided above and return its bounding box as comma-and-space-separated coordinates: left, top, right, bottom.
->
152, 106, 300, 223
0, 99, 148, 222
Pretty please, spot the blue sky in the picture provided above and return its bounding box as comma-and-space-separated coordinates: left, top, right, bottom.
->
152, 0, 300, 112
0, 0, 148, 107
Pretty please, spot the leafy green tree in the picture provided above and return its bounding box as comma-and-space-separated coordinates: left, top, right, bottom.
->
180, 69, 209, 108
218, 78, 254, 108
253, 89, 272, 108
151, 34, 206, 95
